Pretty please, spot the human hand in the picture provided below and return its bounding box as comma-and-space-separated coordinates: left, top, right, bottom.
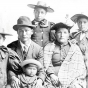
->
36, 79, 43, 87
50, 74, 59, 86
11, 76, 20, 88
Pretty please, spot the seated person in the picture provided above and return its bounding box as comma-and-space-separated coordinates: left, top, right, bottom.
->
0, 28, 20, 88
11, 59, 45, 88
44, 22, 86, 88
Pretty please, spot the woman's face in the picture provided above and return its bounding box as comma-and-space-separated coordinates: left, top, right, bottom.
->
34, 8, 47, 21
77, 18, 88, 32
23, 66, 37, 77
55, 28, 70, 44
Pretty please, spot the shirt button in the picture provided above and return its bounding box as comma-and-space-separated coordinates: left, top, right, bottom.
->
41, 40, 43, 41
41, 32, 43, 34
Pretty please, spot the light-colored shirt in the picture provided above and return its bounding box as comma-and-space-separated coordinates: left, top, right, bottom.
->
20, 40, 31, 52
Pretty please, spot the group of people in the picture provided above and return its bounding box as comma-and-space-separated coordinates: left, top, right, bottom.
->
0, 1, 88, 88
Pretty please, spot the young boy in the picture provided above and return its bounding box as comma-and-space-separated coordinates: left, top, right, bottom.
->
27, 1, 55, 47
17, 59, 44, 88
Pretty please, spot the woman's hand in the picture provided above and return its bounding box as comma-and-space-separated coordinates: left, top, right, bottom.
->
50, 74, 59, 86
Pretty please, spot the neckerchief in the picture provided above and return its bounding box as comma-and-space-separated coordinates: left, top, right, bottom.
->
32, 19, 49, 28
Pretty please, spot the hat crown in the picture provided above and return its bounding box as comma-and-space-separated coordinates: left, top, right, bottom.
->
17, 16, 32, 25
37, 1, 47, 7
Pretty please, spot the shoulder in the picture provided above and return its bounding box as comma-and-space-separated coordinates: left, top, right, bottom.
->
31, 41, 43, 49
70, 31, 81, 39
7, 40, 18, 48
44, 42, 55, 51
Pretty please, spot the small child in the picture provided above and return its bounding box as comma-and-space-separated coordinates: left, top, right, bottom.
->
17, 59, 45, 88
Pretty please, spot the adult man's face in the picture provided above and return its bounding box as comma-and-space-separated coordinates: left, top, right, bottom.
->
34, 7, 47, 21
77, 18, 88, 32
17, 26, 33, 43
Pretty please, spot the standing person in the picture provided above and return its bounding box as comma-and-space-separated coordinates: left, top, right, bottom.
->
27, 1, 55, 47
7, 16, 45, 87
16, 59, 45, 88
44, 22, 86, 88
71, 13, 88, 88
0, 28, 20, 88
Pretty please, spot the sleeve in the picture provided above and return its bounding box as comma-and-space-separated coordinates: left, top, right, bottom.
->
7, 49, 22, 81
36, 47, 46, 82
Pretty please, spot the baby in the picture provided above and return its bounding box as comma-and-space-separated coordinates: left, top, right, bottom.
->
17, 59, 45, 88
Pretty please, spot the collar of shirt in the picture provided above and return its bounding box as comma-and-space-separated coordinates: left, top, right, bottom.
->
20, 40, 31, 51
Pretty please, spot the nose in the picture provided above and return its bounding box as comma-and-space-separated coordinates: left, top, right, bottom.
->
23, 31, 26, 35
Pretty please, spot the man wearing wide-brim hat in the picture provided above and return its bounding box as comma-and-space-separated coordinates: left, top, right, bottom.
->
71, 13, 88, 88
7, 16, 45, 87
27, 1, 55, 47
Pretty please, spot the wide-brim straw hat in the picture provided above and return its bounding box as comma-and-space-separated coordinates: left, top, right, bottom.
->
13, 16, 36, 31
0, 28, 12, 36
27, 1, 54, 13
51, 22, 72, 31
20, 59, 42, 70
71, 14, 88, 23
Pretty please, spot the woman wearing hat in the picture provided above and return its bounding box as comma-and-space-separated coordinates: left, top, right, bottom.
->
71, 13, 88, 87
44, 22, 86, 88
27, 1, 55, 48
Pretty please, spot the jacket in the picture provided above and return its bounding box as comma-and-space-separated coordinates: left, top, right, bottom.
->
32, 19, 55, 47
7, 40, 45, 82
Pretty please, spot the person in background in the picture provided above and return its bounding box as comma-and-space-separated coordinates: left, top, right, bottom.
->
7, 16, 45, 88
44, 22, 86, 88
15, 59, 45, 88
71, 13, 88, 88
0, 28, 20, 88
27, 1, 55, 48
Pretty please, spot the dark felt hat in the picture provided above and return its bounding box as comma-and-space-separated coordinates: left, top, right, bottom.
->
51, 22, 72, 31
13, 16, 35, 31
71, 14, 88, 23
27, 1, 54, 13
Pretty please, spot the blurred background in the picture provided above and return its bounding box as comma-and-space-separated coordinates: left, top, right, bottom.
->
0, 0, 88, 45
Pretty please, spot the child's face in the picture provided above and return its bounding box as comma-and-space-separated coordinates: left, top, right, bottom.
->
23, 66, 37, 77
77, 18, 88, 32
34, 8, 47, 21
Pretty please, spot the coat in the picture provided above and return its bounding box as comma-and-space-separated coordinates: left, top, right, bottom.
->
32, 19, 55, 47
44, 42, 86, 88
7, 40, 45, 82
71, 31, 88, 88
0, 46, 20, 88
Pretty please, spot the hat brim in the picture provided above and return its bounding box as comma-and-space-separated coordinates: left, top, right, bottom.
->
20, 59, 42, 70
27, 4, 54, 13
0, 33, 12, 36
71, 14, 88, 23
13, 24, 35, 31
51, 22, 72, 31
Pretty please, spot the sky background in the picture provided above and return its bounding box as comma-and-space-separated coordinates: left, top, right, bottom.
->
0, 0, 88, 45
